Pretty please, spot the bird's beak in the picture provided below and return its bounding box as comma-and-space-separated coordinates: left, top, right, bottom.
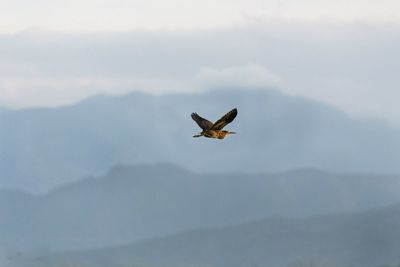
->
230, 131, 237, 134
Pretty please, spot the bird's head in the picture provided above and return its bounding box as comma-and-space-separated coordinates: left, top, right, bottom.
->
222, 130, 236, 136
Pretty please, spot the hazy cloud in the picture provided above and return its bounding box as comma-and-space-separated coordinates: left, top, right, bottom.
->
196, 64, 283, 89
0, 20, 399, 125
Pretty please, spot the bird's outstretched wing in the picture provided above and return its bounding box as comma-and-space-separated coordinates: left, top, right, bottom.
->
191, 113, 214, 130
211, 108, 238, 130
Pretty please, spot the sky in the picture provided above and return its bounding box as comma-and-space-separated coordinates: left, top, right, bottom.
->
1, 0, 400, 33
0, 0, 400, 125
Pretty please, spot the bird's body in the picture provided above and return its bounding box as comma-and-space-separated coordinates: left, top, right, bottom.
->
194, 130, 233, 139
191, 108, 237, 139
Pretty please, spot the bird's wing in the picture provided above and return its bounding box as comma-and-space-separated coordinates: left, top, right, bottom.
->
191, 113, 214, 130
211, 108, 238, 130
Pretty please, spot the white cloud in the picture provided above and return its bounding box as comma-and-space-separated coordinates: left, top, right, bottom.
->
196, 64, 283, 89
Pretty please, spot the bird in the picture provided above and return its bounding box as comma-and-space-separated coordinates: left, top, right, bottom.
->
191, 108, 238, 139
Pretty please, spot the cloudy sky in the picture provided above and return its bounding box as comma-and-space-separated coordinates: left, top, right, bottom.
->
1, 0, 399, 33
1, 0, 399, 125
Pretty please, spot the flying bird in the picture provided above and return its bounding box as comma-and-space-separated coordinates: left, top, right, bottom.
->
191, 108, 238, 139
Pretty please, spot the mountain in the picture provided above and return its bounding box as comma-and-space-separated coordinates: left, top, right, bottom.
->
1, 89, 400, 193
2, 164, 400, 253
14, 203, 400, 267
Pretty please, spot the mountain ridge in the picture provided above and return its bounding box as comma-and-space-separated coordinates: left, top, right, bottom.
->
11, 201, 400, 267
2, 163, 400, 253
2, 88, 400, 193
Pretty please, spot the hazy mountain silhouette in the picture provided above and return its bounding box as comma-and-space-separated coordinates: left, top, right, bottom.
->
2, 163, 400, 254
1, 89, 400, 193
11, 203, 400, 267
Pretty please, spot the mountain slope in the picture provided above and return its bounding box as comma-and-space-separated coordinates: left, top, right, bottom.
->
1, 89, 400, 192
17, 204, 400, 267
2, 164, 400, 253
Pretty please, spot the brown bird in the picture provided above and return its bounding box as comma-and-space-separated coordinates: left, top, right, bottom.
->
191, 108, 238, 139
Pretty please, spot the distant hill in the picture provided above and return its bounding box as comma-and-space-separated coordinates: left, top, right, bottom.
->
15, 203, 400, 267
1, 89, 400, 193
2, 164, 400, 253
